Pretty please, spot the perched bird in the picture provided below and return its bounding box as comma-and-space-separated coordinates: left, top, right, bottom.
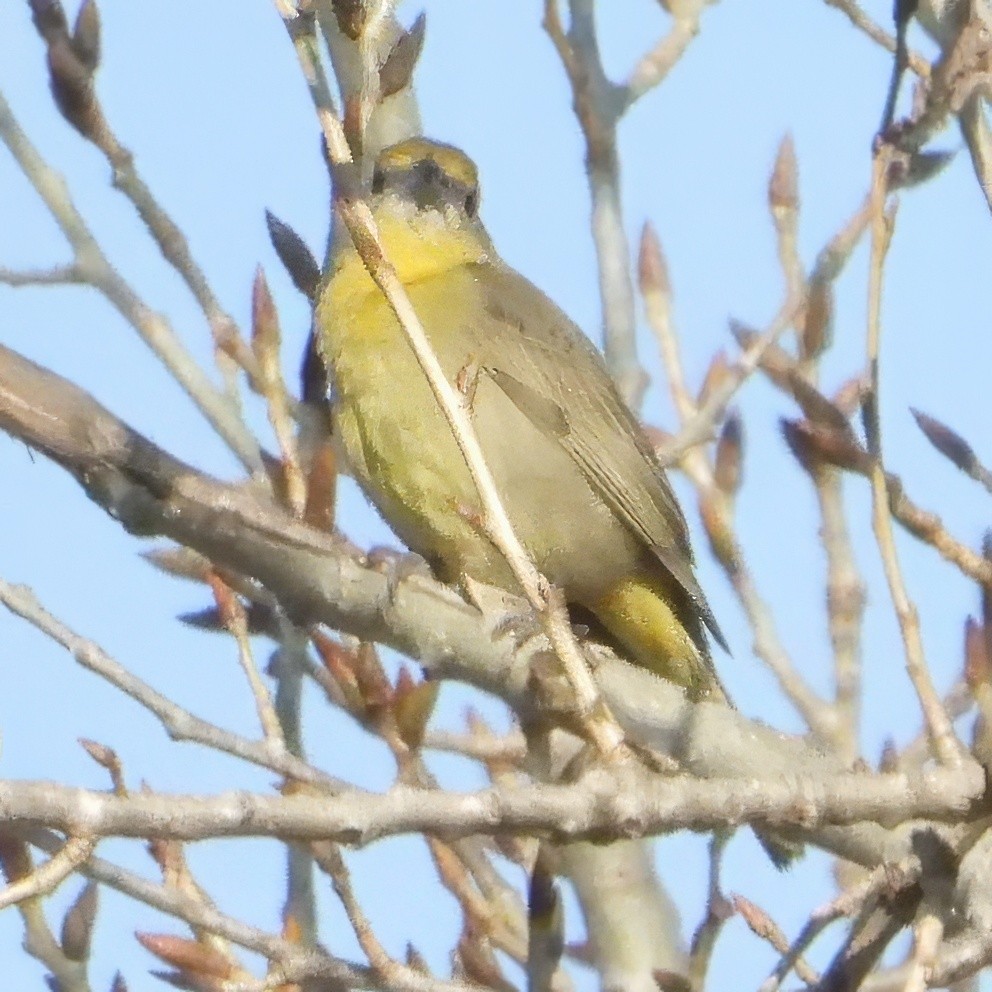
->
317, 137, 727, 702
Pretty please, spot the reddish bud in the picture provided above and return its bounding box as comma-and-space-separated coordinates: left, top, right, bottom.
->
393, 669, 439, 749
780, 419, 869, 475
311, 632, 363, 712
964, 617, 990, 692
800, 277, 833, 360
251, 267, 282, 384
353, 642, 391, 712
0, 837, 32, 884
304, 441, 337, 532
714, 411, 744, 497
30, 0, 68, 40
135, 933, 233, 979
61, 880, 98, 961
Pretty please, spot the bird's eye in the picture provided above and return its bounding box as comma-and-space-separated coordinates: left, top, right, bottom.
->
464, 190, 479, 217
371, 168, 385, 194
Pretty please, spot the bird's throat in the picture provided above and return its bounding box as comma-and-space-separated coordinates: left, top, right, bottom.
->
328, 210, 489, 314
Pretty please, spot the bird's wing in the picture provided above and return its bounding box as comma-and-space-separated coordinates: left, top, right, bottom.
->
461, 262, 726, 650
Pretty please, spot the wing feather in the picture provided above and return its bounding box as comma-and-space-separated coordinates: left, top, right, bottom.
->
459, 262, 726, 650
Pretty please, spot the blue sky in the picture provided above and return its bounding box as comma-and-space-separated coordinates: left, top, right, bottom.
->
2, 1, 992, 988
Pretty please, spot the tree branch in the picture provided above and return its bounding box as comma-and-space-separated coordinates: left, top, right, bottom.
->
0, 340, 984, 868
0, 765, 982, 846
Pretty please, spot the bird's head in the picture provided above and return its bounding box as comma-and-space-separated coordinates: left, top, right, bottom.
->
370, 138, 482, 229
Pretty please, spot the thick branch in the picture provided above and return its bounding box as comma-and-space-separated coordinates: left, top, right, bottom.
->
0, 341, 984, 867
0, 765, 983, 846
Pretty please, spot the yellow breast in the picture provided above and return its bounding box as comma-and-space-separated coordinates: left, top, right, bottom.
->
315, 205, 501, 581
319, 206, 489, 358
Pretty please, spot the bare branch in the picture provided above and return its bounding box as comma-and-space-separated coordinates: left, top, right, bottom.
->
0, 339, 970, 866
622, 0, 706, 109
817, 472, 867, 761
0, 577, 341, 789
21, 827, 476, 992
0, 89, 262, 473
0, 765, 981, 847
543, 0, 645, 407
865, 151, 964, 768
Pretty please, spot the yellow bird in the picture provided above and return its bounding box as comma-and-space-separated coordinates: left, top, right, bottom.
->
317, 137, 728, 703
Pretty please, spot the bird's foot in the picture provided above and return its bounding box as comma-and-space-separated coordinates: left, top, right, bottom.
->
364, 546, 433, 599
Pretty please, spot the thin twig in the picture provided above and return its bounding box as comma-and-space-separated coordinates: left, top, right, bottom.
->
423, 729, 527, 765
769, 144, 867, 757
643, 235, 831, 735
253, 270, 308, 516
26, 10, 250, 377
0, 263, 83, 285
272, 622, 318, 945
210, 574, 286, 747
427, 837, 529, 966
816, 473, 866, 761
0, 89, 262, 473
738, 893, 821, 989
0, 578, 342, 789
823, 0, 931, 78
661, 188, 870, 465
622, 0, 707, 109
729, 557, 839, 741
657, 294, 803, 462
403, 752, 533, 960
0, 836, 96, 911
864, 150, 963, 769
543, 0, 645, 407
901, 681, 973, 768
312, 842, 397, 975
23, 827, 477, 992
684, 834, 732, 988
759, 856, 921, 991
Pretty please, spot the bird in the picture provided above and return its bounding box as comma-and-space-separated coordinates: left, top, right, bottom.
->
316, 136, 728, 704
